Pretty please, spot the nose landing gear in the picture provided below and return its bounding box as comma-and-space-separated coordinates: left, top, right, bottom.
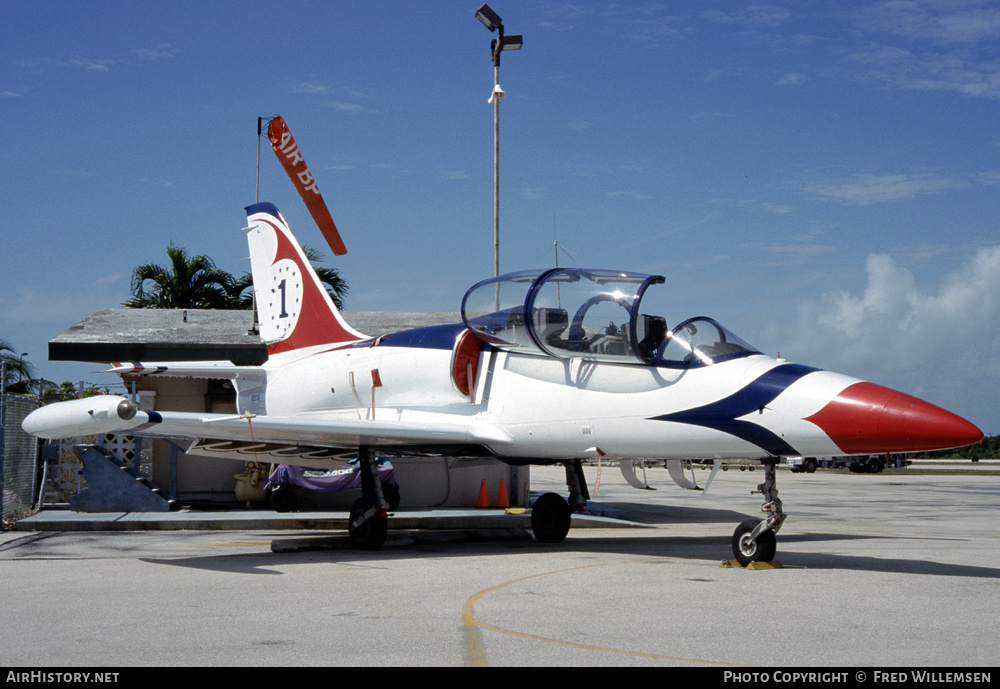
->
731, 459, 785, 566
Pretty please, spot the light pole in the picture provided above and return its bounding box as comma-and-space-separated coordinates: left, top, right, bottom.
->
476, 4, 522, 276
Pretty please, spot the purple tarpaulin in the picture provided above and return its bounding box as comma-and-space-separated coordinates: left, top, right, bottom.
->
265, 458, 398, 493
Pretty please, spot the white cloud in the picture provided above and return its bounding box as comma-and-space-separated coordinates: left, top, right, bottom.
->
805, 172, 966, 205
133, 43, 181, 61
703, 4, 791, 30
865, 1, 1000, 45
847, 45, 1000, 99
69, 57, 114, 72
294, 82, 334, 95
777, 72, 808, 86
327, 100, 371, 113
606, 189, 652, 201
785, 246, 1000, 427
846, 0, 1000, 100
748, 241, 837, 265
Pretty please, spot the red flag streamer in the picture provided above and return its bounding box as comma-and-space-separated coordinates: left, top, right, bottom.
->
267, 116, 347, 256
371, 369, 382, 420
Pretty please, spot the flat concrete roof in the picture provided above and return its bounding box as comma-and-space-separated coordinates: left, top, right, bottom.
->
49, 308, 461, 364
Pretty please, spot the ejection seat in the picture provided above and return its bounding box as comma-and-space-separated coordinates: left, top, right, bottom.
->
533, 307, 568, 348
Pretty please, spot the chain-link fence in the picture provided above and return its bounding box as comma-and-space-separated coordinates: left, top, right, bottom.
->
2, 392, 42, 527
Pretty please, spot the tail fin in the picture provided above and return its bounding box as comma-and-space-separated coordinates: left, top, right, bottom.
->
245, 202, 366, 355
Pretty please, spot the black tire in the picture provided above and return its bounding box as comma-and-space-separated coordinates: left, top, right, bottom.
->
348, 497, 387, 550
804, 458, 818, 473
531, 492, 571, 543
732, 519, 777, 566
268, 486, 298, 513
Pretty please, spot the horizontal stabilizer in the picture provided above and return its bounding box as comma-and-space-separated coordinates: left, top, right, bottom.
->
107, 361, 261, 380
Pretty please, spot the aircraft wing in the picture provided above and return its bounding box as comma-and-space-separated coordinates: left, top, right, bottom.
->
22, 395, 512, 467
130, 409, 512, 449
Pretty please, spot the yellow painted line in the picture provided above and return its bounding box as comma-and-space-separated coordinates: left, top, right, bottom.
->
461, 563, 735, 667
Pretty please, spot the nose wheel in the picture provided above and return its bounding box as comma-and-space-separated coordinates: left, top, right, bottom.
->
733, 519, 777, 565
731, 459, 785, 566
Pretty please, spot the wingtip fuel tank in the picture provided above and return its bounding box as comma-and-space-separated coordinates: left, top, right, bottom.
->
21, 395, 138, 440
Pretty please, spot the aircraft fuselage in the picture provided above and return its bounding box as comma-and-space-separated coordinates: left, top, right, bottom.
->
242, 322, 976, 465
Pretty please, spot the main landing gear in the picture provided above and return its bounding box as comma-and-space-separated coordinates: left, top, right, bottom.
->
348, 446, 390, 550
346, 450, 786, 564
530, 460, 590, 543
731, 459, 785, 566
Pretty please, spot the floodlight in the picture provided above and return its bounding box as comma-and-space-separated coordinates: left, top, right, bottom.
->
501, 34, 522, 50
476, 4, 502, 32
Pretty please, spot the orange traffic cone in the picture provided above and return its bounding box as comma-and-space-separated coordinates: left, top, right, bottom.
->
477, 478, 490, 508
497, 478, 510, 508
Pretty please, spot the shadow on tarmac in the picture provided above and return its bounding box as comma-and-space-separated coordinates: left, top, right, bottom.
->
137, 528, 1000, 580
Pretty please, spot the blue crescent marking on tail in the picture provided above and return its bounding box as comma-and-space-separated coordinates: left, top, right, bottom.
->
650, 363, 820, 456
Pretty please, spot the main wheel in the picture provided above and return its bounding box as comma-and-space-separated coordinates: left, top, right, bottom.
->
531, 492, 572, 543
268, 486, 298, 513
348, 497, 388, 550
732, 519, 777, 566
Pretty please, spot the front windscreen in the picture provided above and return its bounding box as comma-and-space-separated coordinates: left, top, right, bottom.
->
656, 317, 760, 368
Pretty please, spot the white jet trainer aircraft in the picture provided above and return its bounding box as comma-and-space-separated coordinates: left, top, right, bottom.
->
24, 203, 983, 563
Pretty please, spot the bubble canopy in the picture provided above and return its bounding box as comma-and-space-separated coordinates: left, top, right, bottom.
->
461, 267, 760, 367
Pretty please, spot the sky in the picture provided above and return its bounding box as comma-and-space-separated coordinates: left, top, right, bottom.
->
2, 1, 999, 434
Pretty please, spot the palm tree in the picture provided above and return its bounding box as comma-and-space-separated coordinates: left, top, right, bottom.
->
1, 339, 33, 390
230, 245, 348, 310
123, 244, 238, 309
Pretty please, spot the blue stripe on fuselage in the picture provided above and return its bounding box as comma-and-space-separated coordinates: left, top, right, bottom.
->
650, 363, 820, 457
355, 322, 468, 350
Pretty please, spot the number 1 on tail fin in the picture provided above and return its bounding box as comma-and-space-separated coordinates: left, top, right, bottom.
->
244, 203, 366, 355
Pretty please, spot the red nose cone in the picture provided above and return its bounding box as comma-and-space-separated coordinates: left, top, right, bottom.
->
806, 382, 983, 454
